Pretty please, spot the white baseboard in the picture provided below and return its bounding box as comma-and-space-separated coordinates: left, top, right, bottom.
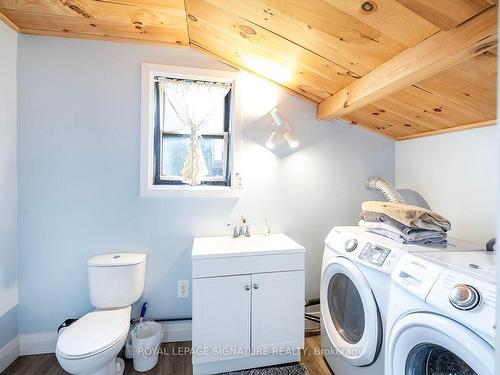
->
19, 332, 57, 356
14, 320, 192, 356
0, 336, 20, 372
161, 320, 192, 342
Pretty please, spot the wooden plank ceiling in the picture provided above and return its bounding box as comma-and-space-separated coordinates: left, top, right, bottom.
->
0, 0, 497, 140
0, 0, 190, 45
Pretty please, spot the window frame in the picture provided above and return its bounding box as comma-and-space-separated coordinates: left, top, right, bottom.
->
153, 80, 233, 186
140, 63, 241, 198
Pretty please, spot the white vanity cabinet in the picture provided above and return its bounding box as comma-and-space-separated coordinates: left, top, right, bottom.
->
192, 234, 305, 375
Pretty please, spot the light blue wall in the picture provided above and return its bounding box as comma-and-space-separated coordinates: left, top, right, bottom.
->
0, 20, 18, 348
17, 35, 395, 334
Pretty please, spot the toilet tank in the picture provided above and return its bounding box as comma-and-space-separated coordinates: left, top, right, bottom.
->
88, 253, 146, 309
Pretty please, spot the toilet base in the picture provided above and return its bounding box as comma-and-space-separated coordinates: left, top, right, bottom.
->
56, 326, 129, 375
85, 357, 125, 375
115, 358, 125, 375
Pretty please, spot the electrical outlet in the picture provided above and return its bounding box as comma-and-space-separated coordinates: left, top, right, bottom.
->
178, 280, 189, 298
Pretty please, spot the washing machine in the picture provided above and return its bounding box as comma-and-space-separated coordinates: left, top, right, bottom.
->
386, 250, 495, 375
320, 226, 485, 375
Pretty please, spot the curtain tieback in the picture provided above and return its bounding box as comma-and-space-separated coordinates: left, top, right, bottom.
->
190, 128, 203, 144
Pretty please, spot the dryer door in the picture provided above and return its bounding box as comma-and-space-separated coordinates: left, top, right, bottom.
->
320, 256, 381, 366
387, 312, 494, 375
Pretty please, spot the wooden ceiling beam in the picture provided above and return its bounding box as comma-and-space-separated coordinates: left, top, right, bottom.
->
317, 6, 497, 121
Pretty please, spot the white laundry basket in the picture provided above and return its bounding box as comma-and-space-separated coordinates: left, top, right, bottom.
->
131, 321, 162, 372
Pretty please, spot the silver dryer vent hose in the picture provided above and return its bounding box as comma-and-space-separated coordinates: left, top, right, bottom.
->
365, 177, 406, 204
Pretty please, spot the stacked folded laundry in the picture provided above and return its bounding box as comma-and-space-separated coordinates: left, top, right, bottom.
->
360, 201, 451, 245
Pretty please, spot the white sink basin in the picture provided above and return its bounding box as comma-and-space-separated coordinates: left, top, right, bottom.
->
192, 233, 305, 259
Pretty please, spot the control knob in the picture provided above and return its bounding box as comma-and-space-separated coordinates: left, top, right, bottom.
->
449, 284, 480, 310
345, 239, 358, 252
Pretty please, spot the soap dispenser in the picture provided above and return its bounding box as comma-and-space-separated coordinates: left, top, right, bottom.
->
264, 217, 271, 236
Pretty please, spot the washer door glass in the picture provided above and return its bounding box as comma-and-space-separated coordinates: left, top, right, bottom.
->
320, 256, 381, 366
406, 344, 477, 375
327, 273, 365, 344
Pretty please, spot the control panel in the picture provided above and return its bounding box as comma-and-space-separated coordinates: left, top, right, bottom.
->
324, 227, 402, 273
427, 268, 496, 341
359, 243, 391, 267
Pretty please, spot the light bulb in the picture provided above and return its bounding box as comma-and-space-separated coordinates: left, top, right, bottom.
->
270, 108, 283, 126
266, 130, 278, 149
284, 131, 299, 148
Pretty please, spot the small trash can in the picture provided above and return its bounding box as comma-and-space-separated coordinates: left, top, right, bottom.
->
131, 321, 162, 372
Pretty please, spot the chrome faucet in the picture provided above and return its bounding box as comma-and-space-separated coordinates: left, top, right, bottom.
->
227, 215, 252, 238
239, 215, 248, 237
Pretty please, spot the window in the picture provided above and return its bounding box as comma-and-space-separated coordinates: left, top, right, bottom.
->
153, 78, 232, 186
140, 64, 240, 198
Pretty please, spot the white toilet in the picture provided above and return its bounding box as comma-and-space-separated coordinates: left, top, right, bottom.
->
56, 253, 147, 375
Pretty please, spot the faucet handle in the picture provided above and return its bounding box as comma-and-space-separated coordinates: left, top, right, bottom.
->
226, 223, 240, 238
244, 222, 256, 237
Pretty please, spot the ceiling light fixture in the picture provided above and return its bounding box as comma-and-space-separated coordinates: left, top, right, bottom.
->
266, 108, 299, 149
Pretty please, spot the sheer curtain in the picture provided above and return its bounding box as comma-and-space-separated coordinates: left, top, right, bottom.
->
158, 78, 231, 186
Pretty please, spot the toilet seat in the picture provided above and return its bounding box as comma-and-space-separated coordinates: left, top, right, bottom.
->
56, 306, 131, 360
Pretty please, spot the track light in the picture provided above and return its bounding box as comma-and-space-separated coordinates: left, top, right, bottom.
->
270, 108, 283, 126
284, 131, 298, 148
266, 130, 278, 149
265, 108, 299, 150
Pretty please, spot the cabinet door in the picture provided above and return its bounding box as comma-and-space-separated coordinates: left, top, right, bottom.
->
192, 275, 252, 363
251, 271, 305, 352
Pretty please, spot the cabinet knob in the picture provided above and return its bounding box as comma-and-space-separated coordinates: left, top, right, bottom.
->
245, 285, 251, 291
253, 284, 259, 290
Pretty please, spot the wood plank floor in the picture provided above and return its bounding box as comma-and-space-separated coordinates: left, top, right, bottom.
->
301, 335, 333, 375
3, 335, 333, 375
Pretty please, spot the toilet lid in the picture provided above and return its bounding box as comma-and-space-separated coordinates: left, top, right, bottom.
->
56, 306, 130, 359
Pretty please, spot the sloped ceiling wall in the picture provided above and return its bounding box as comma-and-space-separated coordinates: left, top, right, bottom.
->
0, 0, 497, 139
